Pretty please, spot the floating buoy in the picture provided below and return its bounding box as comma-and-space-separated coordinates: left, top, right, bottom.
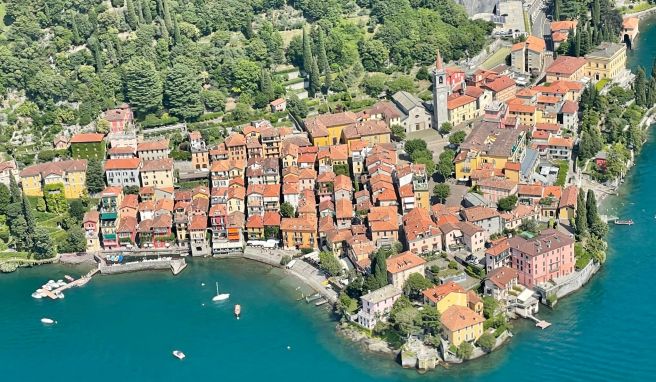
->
201, 282, 205, 286
287, 346, 291, 350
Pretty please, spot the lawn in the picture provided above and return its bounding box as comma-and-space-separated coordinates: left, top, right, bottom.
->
595, 78, 609, 91
0, 251, 29, 260
481, 47, 511, 70
621, 2, 655, 14
0, 2, 5, 32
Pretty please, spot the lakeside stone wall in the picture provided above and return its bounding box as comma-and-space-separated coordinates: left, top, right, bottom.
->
98, 259, 173, 274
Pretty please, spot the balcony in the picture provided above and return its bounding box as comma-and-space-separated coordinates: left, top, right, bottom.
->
101, 211, 118, 220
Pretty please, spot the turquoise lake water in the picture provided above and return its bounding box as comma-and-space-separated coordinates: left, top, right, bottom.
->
3, 22, 656, 382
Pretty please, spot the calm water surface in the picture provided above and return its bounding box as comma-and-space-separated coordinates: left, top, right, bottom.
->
3, 19, 656, 382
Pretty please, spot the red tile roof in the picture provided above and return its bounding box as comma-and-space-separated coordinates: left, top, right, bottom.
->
70, 133, 104, 143
386, 251, 426, 274
104, 158, 141, 170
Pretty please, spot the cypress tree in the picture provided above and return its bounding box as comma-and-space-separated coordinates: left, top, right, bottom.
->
125, 0, 139, 30
635, 67, 647, 106
323, 63, 332, 94
22, 196, 35, 250
574, 29, 581, 57
371, 250, 388, 288
575, 188, 588, 236
71, 19, 82, 45
173, 15, 181, 45
142, 0, 153, 24
88, 36, 103, 72
554, 0, 561, 21
586, 190, 599, 228
648, 77, 656, 106
260, 68, 274, 102
316, 27, 328, 74
592, 0, 601, 27
136, 0, 144, 23
309, 56, 320, 97
302, 27, 312, 74
161, 0, 172, 33
651, 57, 656, 79
9, 175, 21, 203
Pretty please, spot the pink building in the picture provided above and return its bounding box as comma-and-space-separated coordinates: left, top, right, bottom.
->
476, 177, 518, 204
356, 284, 402, 329
104, 104, 133, 133
509, 229, 575, 288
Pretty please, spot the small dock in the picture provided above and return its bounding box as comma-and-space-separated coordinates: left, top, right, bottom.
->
305, 293, 321, 303
37, 268, 100, 300
527, 314, 551, 329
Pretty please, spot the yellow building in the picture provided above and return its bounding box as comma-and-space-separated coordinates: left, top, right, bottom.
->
447, 95, 478, 125
341, 120, 391, 152
305, 111, 358, 147
585, 42, 627, 82
414, 189, 430, 210
455, 124, 527, 182
441, 305, 485, 346
140, 159, 174, 188
19, 160, 88, 199
281, 216, 318, 249
422, 282, 468, 314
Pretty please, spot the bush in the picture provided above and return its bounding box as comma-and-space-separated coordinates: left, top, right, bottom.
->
280, 255, 292, 266
456, 341, 474, 360
319, 251, 342, 277
141, 114, 179, 128
477, 332, 496, 352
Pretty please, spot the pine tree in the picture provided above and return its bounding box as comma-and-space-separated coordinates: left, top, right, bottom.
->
259, 68, 274, 102
575, 188, 588, 236
124, 56, 163, 116
302, 27, 312, 74
309, 56, 320, 97
592, 0, 601, 27
9, 173, 21, 203
635, 67, 647, 106
316, 27, 328, 74
164, 62, 204, 120
586, 190, 599, 228
142, 0, 153, 23
71, 19, 82, 45
125, 0, 139, 30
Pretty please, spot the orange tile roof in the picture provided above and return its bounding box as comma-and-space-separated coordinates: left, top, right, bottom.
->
559, 184, 578, 208
189, 215, 208, 230
141, 158, 173, 172
137, 140, 169, 152
70, 133, 104, 143
546, 56, 587, 76
422, 281, 465, 304
441, 305, 485, 332
263, 211, 281, 226
484, 76, 515, 93
486, 266, 518, 288
246, 214, 264, 229
551, 20, 578, 32
623, 17, 639, 30
386, 251, 426, 274
224, 133, 246, 147
447, 94, 477, 110
104, 158, 141, 170
280, 217, 317, 231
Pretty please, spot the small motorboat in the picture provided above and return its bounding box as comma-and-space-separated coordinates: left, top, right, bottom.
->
41, 318, 55, 325
614, 219, 634, 225
172, 350, 185, 360
234, 304, 241, 319
212, 282, 230, 302
32, 292, 43, 299
56, 292, 65, 299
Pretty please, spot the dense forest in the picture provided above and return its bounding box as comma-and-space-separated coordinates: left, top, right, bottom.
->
0, 0, 492, 145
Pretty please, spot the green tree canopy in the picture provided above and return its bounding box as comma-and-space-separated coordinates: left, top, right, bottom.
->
164, 62, 204, 120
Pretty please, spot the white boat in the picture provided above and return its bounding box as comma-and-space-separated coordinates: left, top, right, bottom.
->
41, 318, 55, 324
212, 282, 230, 302
234, 304, 241, 319
56, 292, 65, 299
172, 350, 185, 360
31, 292, 43, 299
